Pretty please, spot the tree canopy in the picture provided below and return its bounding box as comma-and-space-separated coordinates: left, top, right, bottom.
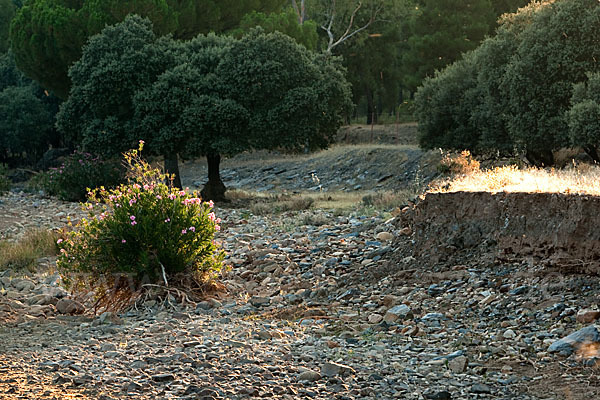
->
56, 16, 352, 199
415, 0, 600, 166
9, 0, 286, 98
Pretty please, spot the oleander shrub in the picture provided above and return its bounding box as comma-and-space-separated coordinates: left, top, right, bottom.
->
42, 150, 123, 201
57, 142, 225, 291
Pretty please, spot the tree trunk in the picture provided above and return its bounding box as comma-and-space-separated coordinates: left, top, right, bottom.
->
164, 153, 182, 189
201, 153, 227, 202
366, 89, 378, 125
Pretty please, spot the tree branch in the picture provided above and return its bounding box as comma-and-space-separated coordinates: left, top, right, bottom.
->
320, 0, 385, 53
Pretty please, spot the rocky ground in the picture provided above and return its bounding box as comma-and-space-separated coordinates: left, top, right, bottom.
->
2, 152, 600, 399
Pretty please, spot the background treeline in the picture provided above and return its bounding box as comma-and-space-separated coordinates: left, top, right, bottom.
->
416, 0, 600, 166
0, 0, 531, 169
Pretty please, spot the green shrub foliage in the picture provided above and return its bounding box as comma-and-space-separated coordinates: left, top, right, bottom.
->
42, 151, 123, 202
567, 73, 600, 162
57, 143, 225, 288
415, 0, 600, 165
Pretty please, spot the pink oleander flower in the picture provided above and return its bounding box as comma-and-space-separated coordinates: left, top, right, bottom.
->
156, 195, 162, 200
208, 212, 216, 222
130, 215, 136, 221
56, 239, 63, 244
122, 239, 127, 243
215, 225, 221, 231
189, 226, 196, 232
131, 221, 137, 226
133, 184, 141, 190
208, 200, 214, 208
169, 194, 176, 200
216, 217, 222, 224
129, 198, 137, 205
178, 190, 185, 196
181, 229, 187, 234
164, 218, 170, 223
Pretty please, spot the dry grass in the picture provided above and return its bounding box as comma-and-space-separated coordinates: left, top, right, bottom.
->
430, 163, 600, 195
227, 188, 419, 216
0, 229, 59, 271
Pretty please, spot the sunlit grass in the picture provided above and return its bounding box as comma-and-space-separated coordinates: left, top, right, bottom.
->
430, 163, 600, 195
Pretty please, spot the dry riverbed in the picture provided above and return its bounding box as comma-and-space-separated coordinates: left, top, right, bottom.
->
1, 191, 600, 400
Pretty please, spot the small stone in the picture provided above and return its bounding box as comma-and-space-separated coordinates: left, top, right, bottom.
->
383, 304, 411, 323
249, 296, 270, 307
424, 390, 452, 400
376, 232, 394, 241
321, 362, 355, 377
448, 355, 468, 373
382, 295, 397, 307
576, 309, 600, 324
298, 370, 321, 382
27, 294, 57, 306
151, 374, 175, 382
471, 383, 492, 394
503, 329, 516, 339
399, 227, 412, 236
55, 298, 85, 315
101, 343, 117, 352
368, 314, 383, 324
13, 279, 35, 292
548, 326, 600, 356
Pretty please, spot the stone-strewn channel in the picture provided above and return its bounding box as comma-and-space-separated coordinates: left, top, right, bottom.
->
2, 192, 600, 399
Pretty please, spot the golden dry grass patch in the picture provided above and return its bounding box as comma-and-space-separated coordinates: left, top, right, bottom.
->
0, 229, 59, 271
430, 163, 600, 195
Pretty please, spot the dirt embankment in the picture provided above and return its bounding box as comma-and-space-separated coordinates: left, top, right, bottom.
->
396, 192, 600, 273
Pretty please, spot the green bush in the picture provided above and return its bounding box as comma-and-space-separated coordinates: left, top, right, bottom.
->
0, 163, 10, 194
415, 0, 600, 165
57, 142, 225, 289
42, 150, 123, 202
567, 73, 600, 161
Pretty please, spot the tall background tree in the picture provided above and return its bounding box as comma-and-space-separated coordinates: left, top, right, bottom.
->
0, 0, 16, 53
401, 0, 495, 92
9, 0, 286, 99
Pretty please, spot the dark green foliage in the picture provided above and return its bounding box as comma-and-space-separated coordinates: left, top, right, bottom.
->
58, 18, 352, 199
233, 8, 319, 50
339, 5, 407, 123
416, 0, 600, 165
216, 29, 352, 153
40, 150, 123, 201
415, 52, 480, 151
0, 0, 16, 52
402, 0, 495, 91
0, 85, 53, 164
491, 0, 530, 17
502, 0, 600, 162
568, 73, 600, 161
56, 15, 177, 153
9, 0, 286, 98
